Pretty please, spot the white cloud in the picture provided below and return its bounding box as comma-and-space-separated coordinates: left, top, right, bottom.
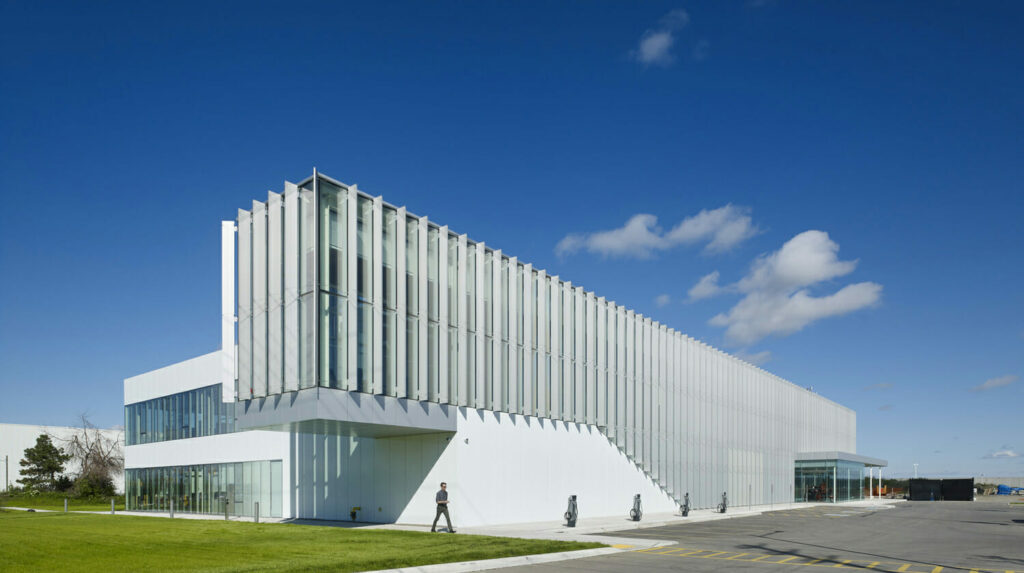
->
688, 271, 723, 301
708, 230, 882, 345
667, 205, 760, 253
631, 9, 690, 66
970, 374, 1018, 392
983, 449, 1021, 459
555, 205, 758, 259
864, 382, 893, 391
734, 349, 771, 365
655, 294, 672, 307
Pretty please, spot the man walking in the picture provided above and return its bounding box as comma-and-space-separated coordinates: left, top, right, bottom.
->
431, 481, 455, 533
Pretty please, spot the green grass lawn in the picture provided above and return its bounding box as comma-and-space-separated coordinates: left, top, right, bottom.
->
0, 491, 126, 512
0, 510, 604, 572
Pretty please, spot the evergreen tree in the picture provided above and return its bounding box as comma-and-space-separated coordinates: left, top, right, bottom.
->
18, 434, 71, 491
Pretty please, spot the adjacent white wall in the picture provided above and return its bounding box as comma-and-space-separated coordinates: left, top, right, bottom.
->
0, 423, 125, 494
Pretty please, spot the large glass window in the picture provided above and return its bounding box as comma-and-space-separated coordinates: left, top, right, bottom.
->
466, 243, 476, 331
319, 180, 347, 295
406, 217, 419, 396
321, 293, 346, 388
794, 459, 865, 503
358, 301, 373, 391
382, 208, 397, 309
124, 384, 235, 446
357, 197, 373, 302
126, 460, 282, 518
382, 207, 397, 393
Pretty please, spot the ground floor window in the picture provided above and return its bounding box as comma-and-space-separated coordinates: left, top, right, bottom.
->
126, 460, 282, 518
795, 460, 864, 503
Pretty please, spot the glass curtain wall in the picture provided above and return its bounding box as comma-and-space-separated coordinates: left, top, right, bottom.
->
125, 384, 235, 446
319, 180, 348, 388
126, 460, 282, 517
357, 196, 373, 391
383, 207, 397, 394
794, 460, 865, 503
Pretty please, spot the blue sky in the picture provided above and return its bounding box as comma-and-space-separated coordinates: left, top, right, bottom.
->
1, 1, 1021, 479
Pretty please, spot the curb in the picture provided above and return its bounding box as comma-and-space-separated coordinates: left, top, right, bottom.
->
364, 546, 625, 573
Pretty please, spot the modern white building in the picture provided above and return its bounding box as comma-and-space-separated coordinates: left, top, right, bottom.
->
1, 422, 124, 493
123, 171, 884, 525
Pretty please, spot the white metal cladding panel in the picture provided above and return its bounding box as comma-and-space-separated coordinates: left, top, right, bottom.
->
560, 283, 569, 420
490, 250, 502, 412
474, 243, 486, 410
237, 209, 252, 401
284, 185, 300, 393
585, 293, 596, 424
417, 217, 428, 401
522, 263, 534, 416
437, 226, 449, 404
252, 200, 268, 399
346, 188, 358, 392
596, 298, 606, 427
457, 235, 469, 407
395, 209, 407, 399
299, 188, 316, 389
535, 270, 548, 417
548, 276, 560, 418
508, 258, 519, 414
372, 197, 384, 395
267, 191, 284, 396
575, 287, 585, 423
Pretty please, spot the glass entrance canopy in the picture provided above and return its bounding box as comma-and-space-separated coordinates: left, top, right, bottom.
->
794, 451, 887, 503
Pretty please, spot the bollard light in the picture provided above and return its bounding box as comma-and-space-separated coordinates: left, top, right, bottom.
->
255, 502, 260, 524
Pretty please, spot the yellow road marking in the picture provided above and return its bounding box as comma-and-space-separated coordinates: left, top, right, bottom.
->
610, 544, 634, 549
631, 546, 999, 573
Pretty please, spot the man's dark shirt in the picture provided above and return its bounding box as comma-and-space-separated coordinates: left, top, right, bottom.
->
436, 490, 448, 505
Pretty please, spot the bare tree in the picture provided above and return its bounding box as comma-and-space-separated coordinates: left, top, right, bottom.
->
51, 414, 124, 496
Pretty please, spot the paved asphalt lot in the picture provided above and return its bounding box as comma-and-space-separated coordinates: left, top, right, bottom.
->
506, 497, 1024, 572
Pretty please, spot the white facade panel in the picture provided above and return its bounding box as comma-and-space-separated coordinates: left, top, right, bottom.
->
267, 191, 283, 396
283, 184, 300, 393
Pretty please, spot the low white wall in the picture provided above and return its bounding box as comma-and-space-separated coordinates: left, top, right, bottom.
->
450, 408, 677, 527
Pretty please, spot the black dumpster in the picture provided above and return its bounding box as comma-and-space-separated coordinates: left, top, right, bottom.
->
909, 479, 942, 501
940, 478, 974, 501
